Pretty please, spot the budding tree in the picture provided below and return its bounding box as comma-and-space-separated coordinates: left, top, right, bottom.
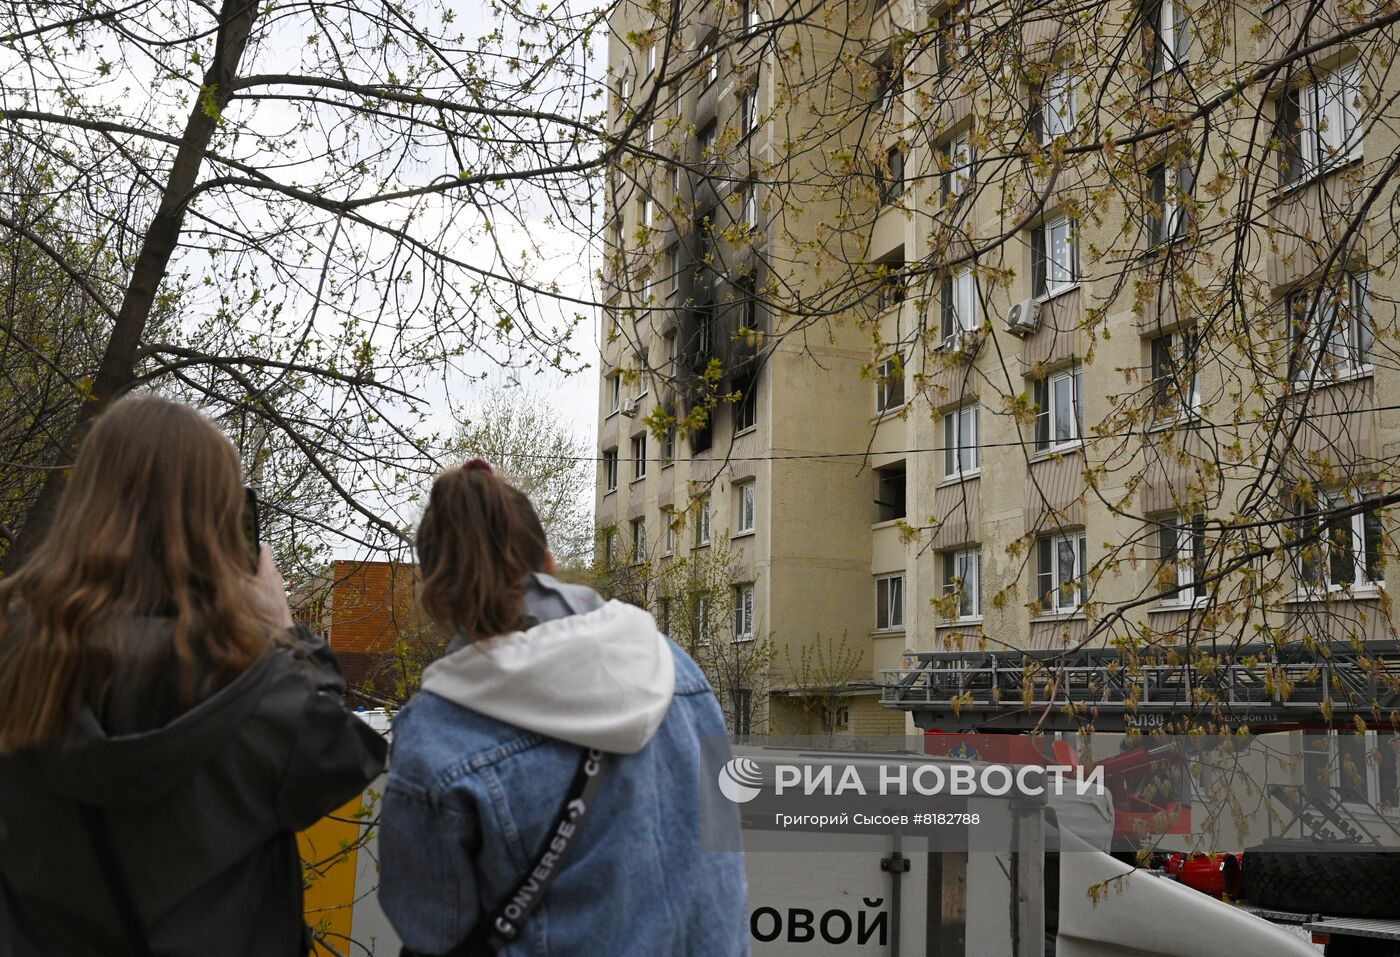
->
0, 0, 607, 580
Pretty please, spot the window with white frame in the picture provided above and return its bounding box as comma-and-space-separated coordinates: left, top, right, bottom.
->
941, 266, 978, 342
633, 359, 649, 398
696, 303, 714, 356
668, 245, 681, 293
698, 122, 717, 167
742, 0, 760, 31
631, 518, 647, 564
1148, 160, 1193, 245
734, 376, 758, 433
876, 574, 905, 631
736, 481, 756, 533
734, 583, 755, 641
1150, 332, 1200, 417
1157, 513, 1206, 603
646, 44, 657, 75
664, 513, 677, 554
631, 434, 647, 480
1276, 62, 1363, 186
604, 528, 618, 566
1288, 272, 1372, 382
943, 404, 980, 478
876, 355, 905, 413
1144, 0, 1189, 75
741, 89, 758, 135
880, 147, 904, 204
1293, 492, 1385, 593
642, 198, 654, 229
702, 40, 718, 86
603, 448, 619, 491
695, 495, 711, 546
1033, 367, 1084, 452
942, 134, 972, 200
607, 374, 621, 414
1033, 216, 1077, 297
740, 183, 758, 230
1302, 731, 1400, 807
1037, 73, 1076, 144
942, 547, 982, 620
694, 592, 711, 643
936, 0, 971, 74
1036, 531, 1087, 613
740, 278, 760, 333
662, 423, 676, 464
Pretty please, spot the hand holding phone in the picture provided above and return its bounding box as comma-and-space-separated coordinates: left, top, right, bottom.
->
249, 545, 295, 631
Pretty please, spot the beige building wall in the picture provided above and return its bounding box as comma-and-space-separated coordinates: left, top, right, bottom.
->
599, 0, 1400, 741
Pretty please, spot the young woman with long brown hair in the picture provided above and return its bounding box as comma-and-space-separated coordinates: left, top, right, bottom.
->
0, 395, 387, 957
378, 461, 749, 956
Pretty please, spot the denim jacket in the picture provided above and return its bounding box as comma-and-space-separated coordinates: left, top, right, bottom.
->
379, 575, 749, 956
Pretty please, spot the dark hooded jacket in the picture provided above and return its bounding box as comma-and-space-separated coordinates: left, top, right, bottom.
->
0, 623, 388, 957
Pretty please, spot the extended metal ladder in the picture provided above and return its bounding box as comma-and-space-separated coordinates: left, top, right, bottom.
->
880, 641, 1400, 731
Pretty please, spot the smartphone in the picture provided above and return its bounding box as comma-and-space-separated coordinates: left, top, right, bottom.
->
241, 486, 262, 573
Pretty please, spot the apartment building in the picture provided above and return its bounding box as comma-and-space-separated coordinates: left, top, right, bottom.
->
598, 0, 1400, 748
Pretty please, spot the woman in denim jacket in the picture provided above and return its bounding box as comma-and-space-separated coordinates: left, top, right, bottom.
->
379, 462, 749, 956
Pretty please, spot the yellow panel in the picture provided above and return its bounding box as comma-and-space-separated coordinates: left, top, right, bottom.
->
298, 794, 364, 955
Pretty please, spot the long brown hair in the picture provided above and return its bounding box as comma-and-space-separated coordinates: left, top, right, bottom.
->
417, 465, 549, 642
0, 395, 274, 751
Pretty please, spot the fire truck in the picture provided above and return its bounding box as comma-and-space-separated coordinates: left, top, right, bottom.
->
881, 640, 1400, 955
302, 640, 1400, 955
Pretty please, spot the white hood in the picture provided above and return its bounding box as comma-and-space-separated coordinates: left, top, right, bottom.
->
420, 600, 676, 754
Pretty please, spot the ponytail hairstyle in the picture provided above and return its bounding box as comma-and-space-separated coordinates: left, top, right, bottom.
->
0, 395, 275, 752
416, 461, 550, 642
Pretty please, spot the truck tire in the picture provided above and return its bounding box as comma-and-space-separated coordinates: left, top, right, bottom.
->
1242, 842, 1400, 918
1324, 935, 1400, 957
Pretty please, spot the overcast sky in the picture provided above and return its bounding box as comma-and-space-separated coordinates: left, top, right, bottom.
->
407, 2, 606, 469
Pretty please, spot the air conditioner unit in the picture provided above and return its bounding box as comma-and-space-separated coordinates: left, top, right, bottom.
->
941, 328, 984, 358
1005, 298, 1041, 338
620, 398, 641, 418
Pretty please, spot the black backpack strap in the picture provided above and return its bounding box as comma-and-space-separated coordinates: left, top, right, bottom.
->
79, 803, 153, 957
402, 747, 607, 957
